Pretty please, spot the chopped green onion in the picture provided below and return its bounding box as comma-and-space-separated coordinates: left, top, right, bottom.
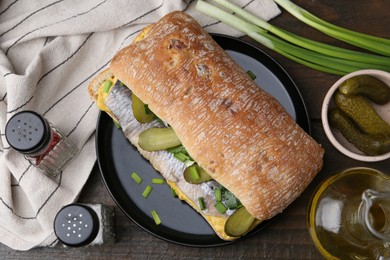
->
151, 210, 161, 225
215, 188, 222, 202
166, 145, 187, 154
246, 70, 256, 80
215, 202, 227, 214
131, 172, 142, 184
144, 104, 153, 115
142, 185, 153, 198
171, 188, 178, 198
102, 80, 113, 93
113, 120, 121, 129
174, 152, 190, 162
195, 0, 390, 75
198, 197, 206, 210
152, 178, 164, 184
187, 165, 200, 180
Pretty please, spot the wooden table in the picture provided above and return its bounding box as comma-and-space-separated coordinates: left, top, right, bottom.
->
1, 0, 389, 258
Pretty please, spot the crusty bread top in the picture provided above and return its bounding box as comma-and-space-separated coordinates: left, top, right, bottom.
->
110, 11, 324, 220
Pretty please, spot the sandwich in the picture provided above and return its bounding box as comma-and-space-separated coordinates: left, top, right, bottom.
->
88, 11, 324, 241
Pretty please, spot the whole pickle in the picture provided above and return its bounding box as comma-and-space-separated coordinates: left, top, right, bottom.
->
329, 108, 390, 156
334, 91, 390, 136
338, 75, 390, 105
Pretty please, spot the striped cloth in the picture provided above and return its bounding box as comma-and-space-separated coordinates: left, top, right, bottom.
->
0, 0, 280, 251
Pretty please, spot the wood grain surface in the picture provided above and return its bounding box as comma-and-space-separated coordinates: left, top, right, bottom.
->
1, 0, 389, 259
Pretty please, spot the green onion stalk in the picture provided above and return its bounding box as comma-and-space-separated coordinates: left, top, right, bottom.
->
195, 0, 390, 75
274, 0, 390, 57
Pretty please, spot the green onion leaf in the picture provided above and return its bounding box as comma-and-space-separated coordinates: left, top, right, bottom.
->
142, 185, 153, 198
131, 172, 142, 184
198, 197, 206, 210
113, 120, 121, 129
102, 80, 113, 93
152, 178, 164, 184
195, 0, 390, 75
188, 165, 200, 180
144, 104, 153, 115
151, 210, 161, 225
215, 202, 227, 214
247, 70, 256, 80
174, 152, 190, 162
274, 0, 390, 57
215, 188, 222, 202
171, 188, 178, 198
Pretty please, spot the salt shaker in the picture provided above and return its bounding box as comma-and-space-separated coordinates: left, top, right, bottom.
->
54, 204, 115, 247
5, 110, 78, 177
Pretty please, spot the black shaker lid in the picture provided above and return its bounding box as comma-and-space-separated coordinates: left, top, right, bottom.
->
5, 111, 51, 155
54, 204, 100, 247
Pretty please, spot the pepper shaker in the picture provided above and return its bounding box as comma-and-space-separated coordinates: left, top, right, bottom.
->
5, 110, 78, 177
54, 203, 115, 247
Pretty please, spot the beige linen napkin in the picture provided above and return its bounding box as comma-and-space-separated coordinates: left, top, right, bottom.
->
0, 0, 280, 251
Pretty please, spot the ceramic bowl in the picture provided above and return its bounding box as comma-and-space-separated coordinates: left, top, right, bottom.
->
321, 69, 390, 162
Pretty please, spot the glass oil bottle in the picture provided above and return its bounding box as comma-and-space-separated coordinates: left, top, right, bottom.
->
308, 167, 390, 259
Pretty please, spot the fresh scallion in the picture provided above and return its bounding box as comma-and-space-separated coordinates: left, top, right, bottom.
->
151, 210, 161, 225
195, 0, 390, 75
152, 178, 164, 184
215, 202, 227, 214
131, 172, 142, 184
274, 0, 390, 57
198, 197, 206, 210
142, 185, 153, 198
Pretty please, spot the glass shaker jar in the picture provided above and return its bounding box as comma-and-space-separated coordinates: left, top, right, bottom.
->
5, 110, 78, 177
54, 203, 115, 247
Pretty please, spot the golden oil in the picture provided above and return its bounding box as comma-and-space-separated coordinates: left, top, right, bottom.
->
308, 167, 390, 259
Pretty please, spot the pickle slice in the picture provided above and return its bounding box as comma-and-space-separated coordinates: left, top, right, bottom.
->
183, 164, 212, 184
138, 127, 181, 151
225, 207, 255, 237
132, 93, 155, 123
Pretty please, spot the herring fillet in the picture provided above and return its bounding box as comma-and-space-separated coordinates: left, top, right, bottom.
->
104, 83, 228, 217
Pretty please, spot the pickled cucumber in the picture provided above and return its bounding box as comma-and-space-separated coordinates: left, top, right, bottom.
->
183, 164, 212, 184
138, 127, 181, 151
225, 207, 255, 237
329, 108, 390, 156
334, 91, 390, 136
132, 93, 155, 123
338, 75, 390, 105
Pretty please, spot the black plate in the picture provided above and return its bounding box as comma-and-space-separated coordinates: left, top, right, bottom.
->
96, 34, 310, 247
